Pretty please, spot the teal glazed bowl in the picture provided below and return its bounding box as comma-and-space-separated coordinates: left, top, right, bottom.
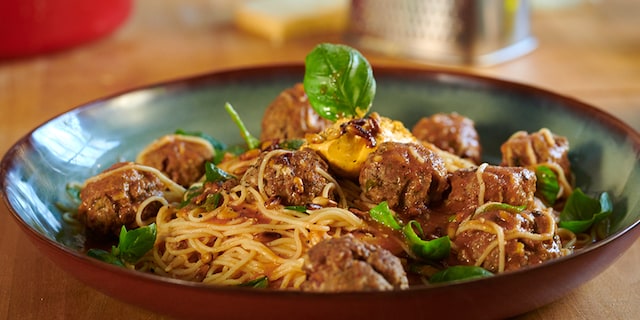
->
2, 65, 639, 319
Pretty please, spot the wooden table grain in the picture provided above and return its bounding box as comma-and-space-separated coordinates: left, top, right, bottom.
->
1, 1, 638, 319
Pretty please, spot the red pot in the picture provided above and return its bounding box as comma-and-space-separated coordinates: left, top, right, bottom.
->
0, 0, 132, 58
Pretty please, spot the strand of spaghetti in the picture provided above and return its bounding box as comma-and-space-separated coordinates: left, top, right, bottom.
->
306, 207, 363, 227
476, 163, 489, 207
135, 195, 169, 226
256, 149, 290, 200
82, 163, 186, 201
316, 166, 348, 208
246, 187, 338, 231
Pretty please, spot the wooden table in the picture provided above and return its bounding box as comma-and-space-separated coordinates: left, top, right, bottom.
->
1, 1, 638, 319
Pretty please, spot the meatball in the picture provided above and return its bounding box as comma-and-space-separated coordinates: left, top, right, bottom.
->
453, 208, 563, 273
78, 162, 175, 236
136, 134, 214, 187
260, 83, 333, 142
445, 164, 537, 224
412, 113, 482, 164
301, 234, 409, 292
500, 128, 571, 182
359, 142, 449, 219
241, 148, 336, 206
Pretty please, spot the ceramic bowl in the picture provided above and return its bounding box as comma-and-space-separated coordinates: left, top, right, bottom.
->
2, 65, 639, 319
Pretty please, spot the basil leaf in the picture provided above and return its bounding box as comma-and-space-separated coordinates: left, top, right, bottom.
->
202, 193, 222, 211
87, 249, 125, 267
303, 43, 376, 121
476, 202, 526, 215
284, 205, 308, 213
403, 221, 450, 261
238, 276, 269, 288
225, 102, 260, 150
535, 165, 560, 205
279, 139, 305, 151
430, 265, 494, 284
117, 224, 157, 264
205, 161, 235, 182
559, 189, 613, 233
369, 201, 402, 230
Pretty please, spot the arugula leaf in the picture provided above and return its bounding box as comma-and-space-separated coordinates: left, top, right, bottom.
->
204, 161, 235, 182
369, 201, 402, 230
303, 43, 376, 121
535, 165, 560, 205
225, 102, 260, 150
403, 221, 451, 261
429, 265, 494, 284
559, 189, 613, 234
87, 224, 157, 266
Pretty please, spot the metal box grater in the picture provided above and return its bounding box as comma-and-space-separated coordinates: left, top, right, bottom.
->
346, 0, 537, 65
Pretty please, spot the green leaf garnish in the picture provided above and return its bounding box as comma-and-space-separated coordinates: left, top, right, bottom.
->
303, 43, 376, 121
204, 161, 235, 182
369, 201, 402, 230
403, 221, 450, 261
238, 276, 269, 288
88, 224, 157, 266
284, 205, 308, 213
535, 165, 560, 205
369, 202, 450, 260
559, 189, 613, 234
475, 202, 526, 215
87, 248, 125, 267
279, 139, 305, 151
202, 193, 222, 211
225, 102, 260, 150
429, 265, 494, 284
117, 223, 158, 263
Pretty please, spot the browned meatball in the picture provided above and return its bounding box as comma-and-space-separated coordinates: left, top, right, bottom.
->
136, 134, 214, 187
412, 113, 482, 164
260, 83, 333, 142
453, 208, 563, 273
445, 164, 537, 224
500, 128, 572, 183
78, 162, 171, 236
359, 142, 449, 219
241, 148, 336, 206
301, 234, 409, 292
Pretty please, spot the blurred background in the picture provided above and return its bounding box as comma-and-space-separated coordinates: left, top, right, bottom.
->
0, 0, 639, 319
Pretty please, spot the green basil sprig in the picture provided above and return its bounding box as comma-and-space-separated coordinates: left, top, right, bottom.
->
87, 223, 157, 266
225, 102, 260, 150
429, 265, 494, 284
559, 189, 613, 234
369, 201, 450, 261
535, 165, 560, 205
204, 161, 235, 183
303, 43, 376, 121
238, 276, 269, 288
